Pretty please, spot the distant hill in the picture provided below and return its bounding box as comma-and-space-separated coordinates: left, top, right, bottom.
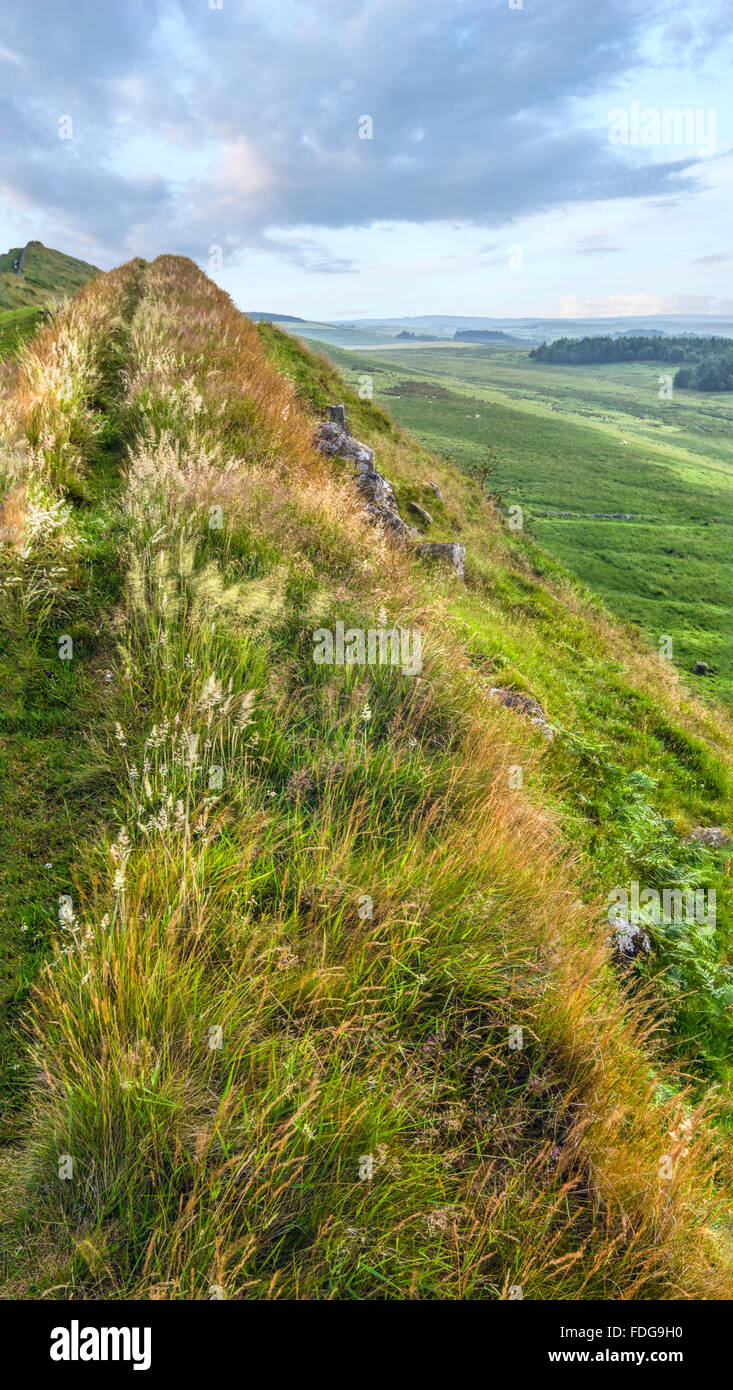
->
246, 311, 305, 322
333, 313, 733, 342
0, 240, 99, 310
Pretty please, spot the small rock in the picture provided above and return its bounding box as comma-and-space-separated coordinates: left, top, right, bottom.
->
326, 403, 346, 427
415, 541, 466, 580
689, 826, 731, 849
355, 470, 418, 542
489, 687, 554, 741
426, 482, 443, 502
407, 501, 433, 526
313, 420, 375, 469
613, 918, 652, 958
694, 661, 709, 676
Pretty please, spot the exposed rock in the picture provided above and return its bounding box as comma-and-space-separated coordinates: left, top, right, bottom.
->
415, 541, 466, 579
613, 918, 652, 959
694, 661, 710, 676
355, 469, 418, 541
314, 410, 420, 542
426, 481, 444, 502
313, 419, 375, 470
407, 500, 433, 526
689, 826, 731, 849
489, 687, 555, 741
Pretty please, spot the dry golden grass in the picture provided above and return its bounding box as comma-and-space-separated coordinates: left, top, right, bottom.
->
0, 484, 26, 551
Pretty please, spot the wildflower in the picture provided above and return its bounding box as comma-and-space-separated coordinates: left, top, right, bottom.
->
113, 869, 126, 893
361, 704, 372, 723
114, 721, 127, 747
285, 768, 314, 801
426, 1208, 455, 1235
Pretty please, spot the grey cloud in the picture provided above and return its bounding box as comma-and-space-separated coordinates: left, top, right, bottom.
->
0, 0, 717, 269
573, 236, 625, 256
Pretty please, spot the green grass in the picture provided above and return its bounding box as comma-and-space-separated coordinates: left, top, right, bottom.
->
0, 261, 144, 1137
263, 322, 733, 1082
308, 341, 733, 705
0, 307, 48, 361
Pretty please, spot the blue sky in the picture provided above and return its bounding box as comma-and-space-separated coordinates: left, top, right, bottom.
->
1, 0, 732, 318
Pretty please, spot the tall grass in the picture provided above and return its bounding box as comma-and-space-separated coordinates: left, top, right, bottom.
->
0, 257, 730, 1299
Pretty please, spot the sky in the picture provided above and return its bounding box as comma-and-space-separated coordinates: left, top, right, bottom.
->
1, 0, 732, 319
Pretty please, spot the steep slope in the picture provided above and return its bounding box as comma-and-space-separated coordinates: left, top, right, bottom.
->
0, 256, 730, 1300
0, 241, 98, 310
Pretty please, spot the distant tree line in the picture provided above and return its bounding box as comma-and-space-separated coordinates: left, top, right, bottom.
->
529, 334, 733, 390
453, 329, 518, 342
395, 330, 439, 341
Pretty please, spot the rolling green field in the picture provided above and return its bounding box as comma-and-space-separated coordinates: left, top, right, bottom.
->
311, 340, 733, 705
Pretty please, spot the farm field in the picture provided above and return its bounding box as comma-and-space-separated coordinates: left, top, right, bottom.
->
309, 339, 733, 705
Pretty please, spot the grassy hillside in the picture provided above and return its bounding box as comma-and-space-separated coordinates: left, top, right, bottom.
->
314, 342, 733, 706
0, 257, 731, 1300
0, 242, 98, 311
0, 307, 48, 363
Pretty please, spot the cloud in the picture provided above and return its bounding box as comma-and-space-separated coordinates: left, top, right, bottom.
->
572, 236, 625, 256
0, 0, 723, 269
556, 291, 733, 317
